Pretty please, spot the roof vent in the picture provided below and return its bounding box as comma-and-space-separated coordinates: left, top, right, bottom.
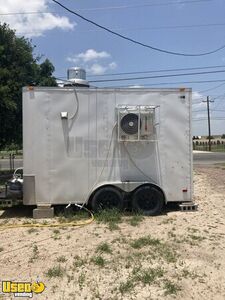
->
65, 67, 89, 87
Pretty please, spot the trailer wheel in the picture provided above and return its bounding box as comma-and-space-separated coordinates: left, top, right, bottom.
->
132, 185, 164, 216
91, 186, 123, 212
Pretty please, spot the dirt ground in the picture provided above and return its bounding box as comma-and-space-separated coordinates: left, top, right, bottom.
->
0, 166, 225, 300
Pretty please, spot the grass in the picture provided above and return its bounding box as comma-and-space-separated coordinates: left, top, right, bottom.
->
73, 255, 86, 268
57, 210, 90, 223
119, 279, 134, 294
56, 255, 67, 263
46, 265, 65, 278
134, 267, 164, 285
188, 234, 206, 242
91, 255, 106, 267
119, 266, 165, 295
29, 244, 39, 262
27, 228, 38, 234
0, 247, 4, 252
163, 279, 181, 296
96, 242, 112, 254
130, 235, 177, 263
128, 214, 144, 227
52, 229, 61, 240
130, 236, 161, 249
95, 209, 122, 230
78, 272, 86, 289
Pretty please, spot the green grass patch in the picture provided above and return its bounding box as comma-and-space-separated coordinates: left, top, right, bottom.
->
95, 208, 122, 230
119, 279, 134, 294
56, 255, 67, 263
163, 279, 181, 296
91, 255, 106, 267
130, 236, 161, 249
96, 242, 112, 254
46, 265, 65, 278
119, 266, 165, 295
128, 214, 144, 227
73, 255, 86, 268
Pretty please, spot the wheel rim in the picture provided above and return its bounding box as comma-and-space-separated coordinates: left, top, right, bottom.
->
135, 187, 159, 211
97, 191, 121, 210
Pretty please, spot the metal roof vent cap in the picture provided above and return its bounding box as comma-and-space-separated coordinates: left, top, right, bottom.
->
66, 67, 89, 87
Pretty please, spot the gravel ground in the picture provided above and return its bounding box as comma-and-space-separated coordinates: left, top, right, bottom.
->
0, 166, 225, 300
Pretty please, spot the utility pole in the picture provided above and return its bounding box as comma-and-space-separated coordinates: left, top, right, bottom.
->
203, 96, 214, 151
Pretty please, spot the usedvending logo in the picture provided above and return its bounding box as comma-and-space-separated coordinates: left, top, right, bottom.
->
1, 279, 45, 298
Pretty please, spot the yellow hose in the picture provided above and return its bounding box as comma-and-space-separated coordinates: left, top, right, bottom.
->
0, 207, 94, 231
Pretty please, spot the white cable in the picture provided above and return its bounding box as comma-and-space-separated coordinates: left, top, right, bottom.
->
68, 88, 79, 120
80, 123, 117, 208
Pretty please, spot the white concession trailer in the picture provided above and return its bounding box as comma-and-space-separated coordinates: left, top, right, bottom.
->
22, 86, 193, 217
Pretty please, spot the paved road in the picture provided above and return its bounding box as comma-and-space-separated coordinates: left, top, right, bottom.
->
0, 159, 23, 170
193, 151, 225, 165
0, 152, 224, 170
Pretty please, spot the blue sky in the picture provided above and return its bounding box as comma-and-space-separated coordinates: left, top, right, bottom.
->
1, 0, 225, 135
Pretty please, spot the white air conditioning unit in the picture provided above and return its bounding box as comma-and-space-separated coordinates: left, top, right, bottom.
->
117, 105, 156, 141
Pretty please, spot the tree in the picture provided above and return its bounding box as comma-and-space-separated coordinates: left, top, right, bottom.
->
0, 23, 57, 149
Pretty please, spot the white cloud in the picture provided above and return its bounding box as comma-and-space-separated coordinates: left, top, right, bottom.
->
108, 62, 117, 70
0, 0, 75, 37
67, 49, 110, 63
67, 49, 118, 75
87, 63, 107, 75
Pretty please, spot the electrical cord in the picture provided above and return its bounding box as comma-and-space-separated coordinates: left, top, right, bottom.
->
52, 0, 225, 57
0, 205, 94, 232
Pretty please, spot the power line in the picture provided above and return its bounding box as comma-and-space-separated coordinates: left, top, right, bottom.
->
15, 22, 225, 36
199, 82, 225, 93
52, 0, 225, 57
89, 69, 225, 83
0, 0, 213, 16
56, 78, 225, 87
87, 65, 225, 78
102, 79, 225, 88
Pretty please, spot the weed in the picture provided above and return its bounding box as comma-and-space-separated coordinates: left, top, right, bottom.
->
91, 256, 106, 267
52, 229, 61, 240
162, 247, 177, 263
66, 235, 71, 240
128, 214, 144, 227
163, 279, 181, 296
67, 274, 74, 283
58, 210, 90, 223
29, 244, 39, 262
119, 279, 134, 294
130, 236, 161, 249
96, 242, 112, 254
46, 265, 65, 278
181, 268, 199, 279
0, 247, 3, 252
57, 255, 67, 263
78, 272, 85, 288
27, 228, 38, 234
188, 234, 205, 242
132, 266, 164, 285
73, 255, 86, 268
119, 266, 164, 295
95, 209, 122, 230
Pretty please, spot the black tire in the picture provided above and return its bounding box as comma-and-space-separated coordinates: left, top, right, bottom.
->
92, 186, 123, 212
132, 185, 164, 216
